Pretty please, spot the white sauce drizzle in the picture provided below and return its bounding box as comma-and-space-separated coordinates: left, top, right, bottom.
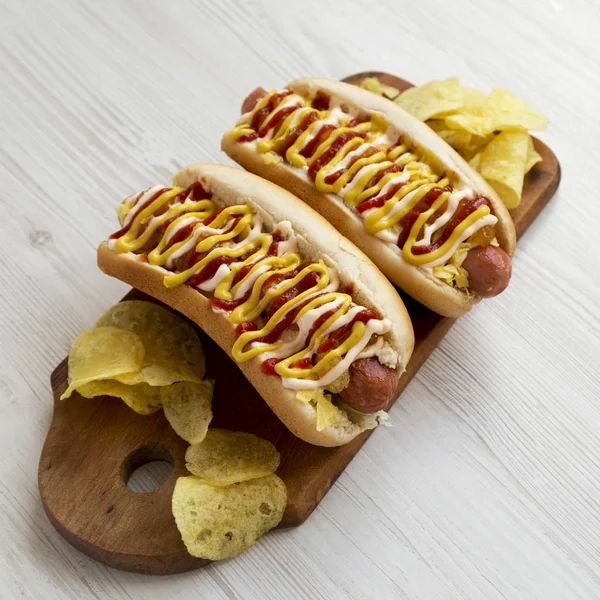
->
233, 264, 272, 300
260, 298, 345, 361
356, 335, 385, 359
422, 214, 498, 267
413, 189, 472, 248
340, 161, 392, 199
123, 185, 165, 228
196, 263, 232, 292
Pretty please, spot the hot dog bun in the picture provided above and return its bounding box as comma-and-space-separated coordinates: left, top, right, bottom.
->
222, 77, 517, 318
97, 164, 414, 446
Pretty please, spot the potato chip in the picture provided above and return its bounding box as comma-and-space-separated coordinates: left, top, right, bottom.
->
432, 264, 469, 290
525, 135, 542, 174
295, 389, 342, 430
361, 77, 399, 100
324, 369, 350, 394
185, 429, 280, 486
445, 88, 548, 136
161, 380, 214, 444
295, 389, 320, 404
469, 152, 482, 170
60, 327, 145, 400
395, 77, 463, 122
172, 474, 286, 560
368, 76, 548, 209
316, 394, 339, 431
78, 380, 162, 414
96, 301, 205, 386
427, 120, 473, 150
479, 130, 529, 209
459, 87, 487, 110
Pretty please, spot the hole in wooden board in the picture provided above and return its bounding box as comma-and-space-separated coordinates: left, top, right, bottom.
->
122, 445, 175, 493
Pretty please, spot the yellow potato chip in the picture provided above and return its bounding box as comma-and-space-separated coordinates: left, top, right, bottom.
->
432, 264, 469, 290
324, 369, 350, 394
445, 88, 548, 136
316, 394, 339, 431
161, 380, 214, 444
360, 77, 400, 100
185, 429, 280, 486
295, 389, 319, 404
172, 474, 286, 560
525, 135, 543, 174
479, 130, 529, 209
78, 380, 162, 414
460, 87, 487, 110
60, 327, 145, 400
427, 120, 473, 150
395, 77, 463, 122
96, 301, 205, 386
469, 152, 482, 170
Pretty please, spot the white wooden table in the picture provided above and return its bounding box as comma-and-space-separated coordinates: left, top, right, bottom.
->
2, 0, 599, 598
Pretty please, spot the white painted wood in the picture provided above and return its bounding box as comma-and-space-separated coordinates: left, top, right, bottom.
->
1, 0, 599, 597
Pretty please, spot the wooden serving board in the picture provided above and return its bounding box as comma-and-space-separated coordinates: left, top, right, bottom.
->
39, 72, 560, 575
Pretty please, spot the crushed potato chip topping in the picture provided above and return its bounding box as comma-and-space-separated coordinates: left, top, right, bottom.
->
432, 264, 469, 290
323, 358, 350, 394
295, 389, 321, 404
262, 152, 282, 165
316, 394, 339, 431
295, 388, 342, 431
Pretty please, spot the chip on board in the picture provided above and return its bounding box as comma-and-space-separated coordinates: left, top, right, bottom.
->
95, 301, 205, 386
444, 87, 549, 136
525, 135, 543, 174
479, 130, 530, 209
427, 120, 473, 151
172, 474, 286, 560
469, 152, 482, 171
161, 380, 215, 444
185, 429, 280, 486
60, 327, 145, 400
395, 77, 463, 121
77, 380, 162, 414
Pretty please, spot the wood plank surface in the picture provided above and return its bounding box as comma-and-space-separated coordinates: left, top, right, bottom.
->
38, 72, 560, 575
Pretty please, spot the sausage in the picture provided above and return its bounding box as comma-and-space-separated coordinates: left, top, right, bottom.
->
462, 245, 512, 298
241, 87, 267, 114
339, 358, 398, 413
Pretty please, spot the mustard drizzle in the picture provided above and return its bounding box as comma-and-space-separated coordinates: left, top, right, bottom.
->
110, 187, 386, 382
228, 89, 494, 268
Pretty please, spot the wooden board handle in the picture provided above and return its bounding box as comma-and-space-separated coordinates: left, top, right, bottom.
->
39, 359, 207, 574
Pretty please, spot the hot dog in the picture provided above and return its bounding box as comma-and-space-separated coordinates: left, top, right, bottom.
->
97, 164, 414, 446
222, 78, 517, 318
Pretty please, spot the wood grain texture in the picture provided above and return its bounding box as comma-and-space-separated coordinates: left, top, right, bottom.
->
2, 0, 600, 598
